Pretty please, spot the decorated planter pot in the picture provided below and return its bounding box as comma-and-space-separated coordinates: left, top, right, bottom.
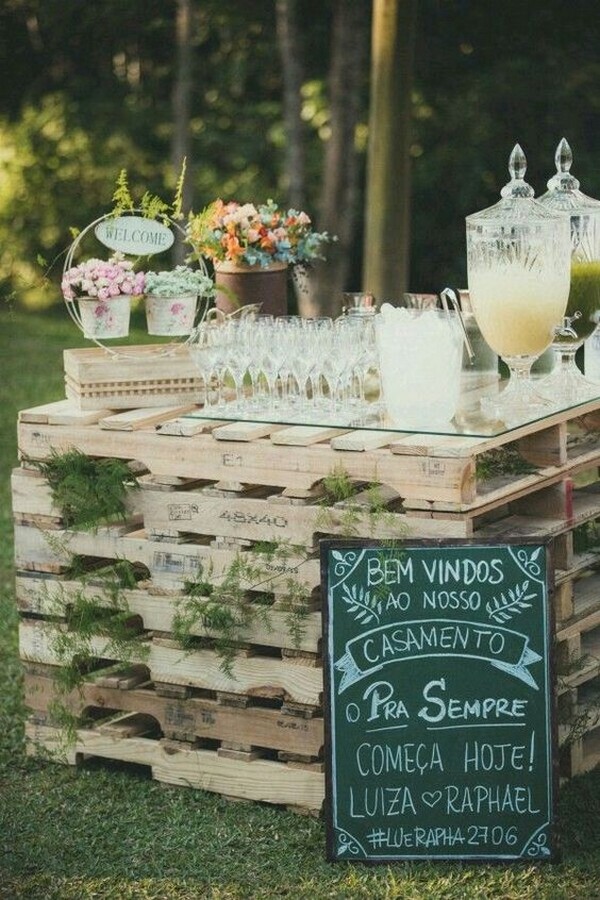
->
145, 293, 198, 336
79, 295, 131, 339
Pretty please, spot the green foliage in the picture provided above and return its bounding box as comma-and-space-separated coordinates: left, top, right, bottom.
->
321, 465, 357, 504
31, 449, 138, 530
173, 547, 310, 676
476, 447, 537, 481
171, 157, 187, 221
38, 552, 150, 750
573, 520, 600, 555
112, 162, 188, 223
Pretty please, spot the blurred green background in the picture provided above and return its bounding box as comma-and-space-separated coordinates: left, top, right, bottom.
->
1, 0, 599, 310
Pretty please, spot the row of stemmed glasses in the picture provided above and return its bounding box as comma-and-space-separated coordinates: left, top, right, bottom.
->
188, 313, 382, 424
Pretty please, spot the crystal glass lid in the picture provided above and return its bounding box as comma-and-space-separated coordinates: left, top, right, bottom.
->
538, 138, 600, 213
466, 144, 566, 228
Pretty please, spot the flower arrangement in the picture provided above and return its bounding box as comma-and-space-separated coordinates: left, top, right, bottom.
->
144, 265, 215, 298
62, 255, 145, 301
186, 199, 333, 268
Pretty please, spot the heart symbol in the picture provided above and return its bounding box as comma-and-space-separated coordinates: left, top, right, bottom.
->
421, 791, 442, 808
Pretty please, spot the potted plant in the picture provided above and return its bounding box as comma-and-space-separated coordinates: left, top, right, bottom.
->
186, 199, 333, 316
61, 255, 145, 339
143, 265, 215, 336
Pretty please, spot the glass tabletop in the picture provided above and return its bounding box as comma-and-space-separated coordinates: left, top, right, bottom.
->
182, 378, 600, 439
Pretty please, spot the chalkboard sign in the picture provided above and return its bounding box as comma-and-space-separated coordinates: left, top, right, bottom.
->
322, 540, 557, 863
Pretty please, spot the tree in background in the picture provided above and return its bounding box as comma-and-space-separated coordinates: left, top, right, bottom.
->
171, 0, 194, 263
276, 0, 307, 210
363, 0, 416, 300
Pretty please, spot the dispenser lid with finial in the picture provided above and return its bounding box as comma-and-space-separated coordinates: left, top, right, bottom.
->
466, 144, 565, 227
538, 138, 600, 213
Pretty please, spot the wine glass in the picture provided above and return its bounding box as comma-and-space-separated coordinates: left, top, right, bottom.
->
466, 144, 571, 425
536, 138, 600, 404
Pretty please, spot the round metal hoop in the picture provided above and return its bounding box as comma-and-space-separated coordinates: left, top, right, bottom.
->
62, 209, 211, 359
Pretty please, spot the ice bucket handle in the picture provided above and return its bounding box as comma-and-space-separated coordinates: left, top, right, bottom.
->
440, 287, 475, 363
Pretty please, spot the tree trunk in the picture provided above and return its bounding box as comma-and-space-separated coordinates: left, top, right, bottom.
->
363, 0, 416, 301
171, 0, 194, 263
275, 0, 306, 211
299, 0, 369, 318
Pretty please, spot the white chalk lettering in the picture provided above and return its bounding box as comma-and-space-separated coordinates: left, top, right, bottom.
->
463, 740, 527, 772
421, 557, 505, 586
367, 555, 414, 587
363, 681, 409, 723
349, 785, 417, 818
356, 741, 443, 776
417, 678, 528, 724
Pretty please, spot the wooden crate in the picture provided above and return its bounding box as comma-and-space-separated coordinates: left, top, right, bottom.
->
14, 396, 600, 803
64, 346, 203, 410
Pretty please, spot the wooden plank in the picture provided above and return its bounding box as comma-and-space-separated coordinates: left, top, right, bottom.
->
149, 641, 323, 707
270, 426, 350, 446
13, 523, 322, 592
26, 723, 324, 810
329, 430, 395, 451
16, 576, 322, 653
213, 422, 286, 442
100, 406, 197, 431
18, 619, 148, 667
390, 433, 486, 458
64, 345, 201, 384
19, 400, 113, 426
11, 469, 58, 520
140, 485, 470, 545
157, 417, 225, 436
518, 423, 568, 468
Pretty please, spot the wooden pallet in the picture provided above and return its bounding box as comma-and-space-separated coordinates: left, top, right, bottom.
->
25, 719, 323, 814
24, 662, 324, 760
17, 398, 600, 513
14, 396, 600, 793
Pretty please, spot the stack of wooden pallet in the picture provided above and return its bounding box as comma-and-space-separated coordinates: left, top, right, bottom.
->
14, 394, 600, 813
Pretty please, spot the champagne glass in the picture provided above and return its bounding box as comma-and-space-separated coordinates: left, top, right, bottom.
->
466, 144, 571, 424
188, 322, 224, 410
536, 138, 600, 403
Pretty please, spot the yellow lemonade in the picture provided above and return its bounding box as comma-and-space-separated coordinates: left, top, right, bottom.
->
568, 260, 600, 339
468, 269, 568, 357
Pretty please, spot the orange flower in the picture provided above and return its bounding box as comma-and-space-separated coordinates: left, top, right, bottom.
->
224, 233, 244, 260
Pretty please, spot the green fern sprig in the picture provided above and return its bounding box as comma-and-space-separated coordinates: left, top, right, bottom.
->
171, 157, 187, 220
111, 168, 135, 216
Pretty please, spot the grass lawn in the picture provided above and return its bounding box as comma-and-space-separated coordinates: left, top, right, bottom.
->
1, 310, 600, 899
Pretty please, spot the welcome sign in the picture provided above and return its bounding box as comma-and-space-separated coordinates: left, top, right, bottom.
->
322, 540, 557, 863
95, 215, 174, 256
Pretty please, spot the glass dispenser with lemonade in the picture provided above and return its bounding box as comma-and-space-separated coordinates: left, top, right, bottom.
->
536, 138, 600, 401
466, 144, 571, 423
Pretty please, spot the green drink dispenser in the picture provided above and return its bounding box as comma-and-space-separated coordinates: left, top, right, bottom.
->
537, 138, 600, 399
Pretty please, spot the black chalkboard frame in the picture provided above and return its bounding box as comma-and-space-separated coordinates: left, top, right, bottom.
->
320, 536, 560, 865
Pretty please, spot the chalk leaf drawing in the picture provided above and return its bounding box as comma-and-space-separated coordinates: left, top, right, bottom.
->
486, 579, 536, 624
341, 582, 382, 626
